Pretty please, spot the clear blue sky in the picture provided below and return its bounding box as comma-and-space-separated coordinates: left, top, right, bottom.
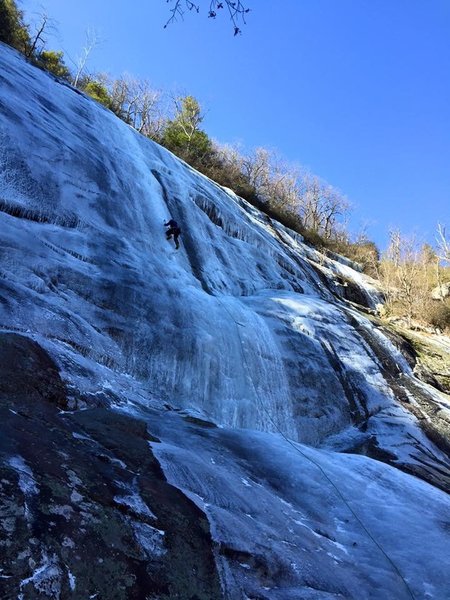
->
22, 0, 450, 249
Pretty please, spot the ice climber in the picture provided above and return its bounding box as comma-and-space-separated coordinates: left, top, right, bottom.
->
164, 219, 181, 250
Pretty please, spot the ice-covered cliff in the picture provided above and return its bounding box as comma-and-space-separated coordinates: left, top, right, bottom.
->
1, 43, 450, 599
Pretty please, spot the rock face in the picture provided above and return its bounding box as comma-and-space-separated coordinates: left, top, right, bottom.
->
431, 283, 450, 300
0, 333, 222, 599
0, 43, 450, 599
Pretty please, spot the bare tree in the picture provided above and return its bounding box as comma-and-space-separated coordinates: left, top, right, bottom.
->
297, 175, 349, 238
299, 175, 324, 232
164, 0, 250, 35
215, 144, 350, 240
437, 223, 450, 263
208, 142, 252, 191
321, 186, 350, 239
73, 28, 102, 88
109, 75, 163, 138
25, 12, 49, 57
270, 165, 301, 211
213, 142, 244, 173
241, 147, 271, 195
239, 148, 302, 211
432, 223, 450, 301
379, 231, 431, 326
139, 88, 166, 138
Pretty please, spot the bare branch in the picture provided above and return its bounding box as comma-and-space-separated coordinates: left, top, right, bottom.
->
109, 75, 163, 138
217, 0, 250, 35
164, 1, 200, 28
164, 0, 250, 33
26, 13, 48, 57
379, 231, 432, 326
437, 223, 450, 263
73, 28, 102, 88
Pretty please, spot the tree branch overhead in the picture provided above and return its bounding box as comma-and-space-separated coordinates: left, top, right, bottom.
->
164, 0, 250, 34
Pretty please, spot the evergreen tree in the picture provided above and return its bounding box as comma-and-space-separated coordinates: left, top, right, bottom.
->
0, 0, 30, 52
35, 50, 70, 79
83, 80, 112, 108
162, 96, 213, 165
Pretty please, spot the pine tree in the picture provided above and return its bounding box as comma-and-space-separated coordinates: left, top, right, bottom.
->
35, 50, 70, 80
0, 0, 30, 52
83, 80, 112, 108
162, 96, 213, 165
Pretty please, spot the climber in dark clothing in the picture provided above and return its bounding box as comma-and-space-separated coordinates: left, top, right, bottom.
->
164, 219, 181, 249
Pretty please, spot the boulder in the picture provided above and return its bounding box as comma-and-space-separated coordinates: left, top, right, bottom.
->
431, 283, 450, 300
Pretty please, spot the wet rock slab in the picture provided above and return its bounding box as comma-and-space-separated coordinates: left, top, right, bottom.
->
0, 333, 222, 599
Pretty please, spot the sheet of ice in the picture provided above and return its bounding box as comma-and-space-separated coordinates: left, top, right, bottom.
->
0, 41, 449, 464
145, 409, 450, 599
1, 42, 450, 598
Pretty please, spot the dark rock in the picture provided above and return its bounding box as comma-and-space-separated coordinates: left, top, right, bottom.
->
0, 333, 68, 409
380, 327, 417, 370
0, 333, 222, 599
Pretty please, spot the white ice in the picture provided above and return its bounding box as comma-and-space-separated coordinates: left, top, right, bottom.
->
1, 42, 449, 599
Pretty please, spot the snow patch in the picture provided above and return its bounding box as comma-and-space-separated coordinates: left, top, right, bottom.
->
8, 456, 38, 496
131, 521, 166, 558
19, 552, 62, 599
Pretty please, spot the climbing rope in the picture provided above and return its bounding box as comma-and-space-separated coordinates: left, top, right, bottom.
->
215, 293, 416, 600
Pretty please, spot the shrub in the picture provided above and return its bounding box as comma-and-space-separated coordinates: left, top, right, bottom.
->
427, 302, 450, 331
35, 50, 70, 80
